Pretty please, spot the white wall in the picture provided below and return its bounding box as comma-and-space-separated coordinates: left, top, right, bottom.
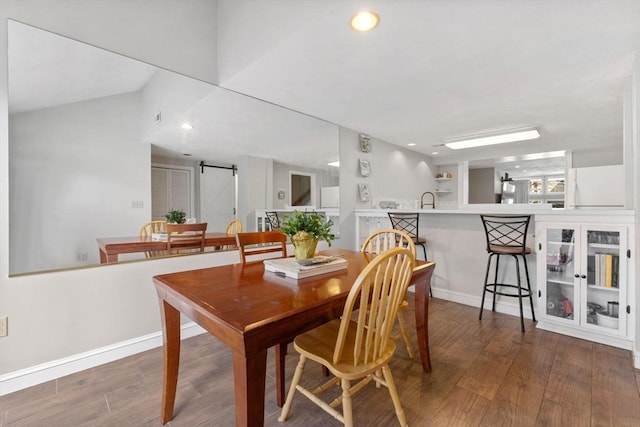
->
0, 0, 219, 379
338, 127, 436, 250
10, 92, 150, 274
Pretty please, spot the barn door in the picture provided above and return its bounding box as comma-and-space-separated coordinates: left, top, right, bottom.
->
200, 163, 237, 232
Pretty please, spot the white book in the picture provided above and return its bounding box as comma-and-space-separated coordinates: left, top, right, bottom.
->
264, 256, 348, 279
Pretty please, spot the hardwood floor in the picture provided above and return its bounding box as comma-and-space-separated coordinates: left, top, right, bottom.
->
2, 298, 639, 426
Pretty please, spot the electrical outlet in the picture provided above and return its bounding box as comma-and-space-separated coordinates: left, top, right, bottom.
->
131, 200, 144, 209
0, 316, 8, 337
78, 252, 88, 261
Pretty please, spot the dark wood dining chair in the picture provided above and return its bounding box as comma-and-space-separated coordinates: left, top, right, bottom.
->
235, 230, 290, 406
235, 230, 287, 264
166, 223, 207, 254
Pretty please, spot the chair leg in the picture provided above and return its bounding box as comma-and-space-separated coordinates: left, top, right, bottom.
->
381, 365, 408, 427
341, 378, 354, 427
275, 342, 288, 406
479, 253, 492, 320
396, 308, 414, 358
420, 243, 427, 261
514, 255, 525, 332
523, 255, 536, 322
492, 254, 500, 311
278, 355, 307, 422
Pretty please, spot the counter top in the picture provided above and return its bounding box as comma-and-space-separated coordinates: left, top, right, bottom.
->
356, 206, 635, 217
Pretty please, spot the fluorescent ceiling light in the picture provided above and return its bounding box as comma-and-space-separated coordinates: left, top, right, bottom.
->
444, 128, 540, 150
328, 161, 340, 167
350, 11, 380, 31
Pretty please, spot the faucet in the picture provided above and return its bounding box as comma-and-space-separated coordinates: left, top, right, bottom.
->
420, 191, 435, 209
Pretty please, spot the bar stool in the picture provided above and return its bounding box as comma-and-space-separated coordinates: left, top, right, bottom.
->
388, 212, 427, 260
479, 215, 536, 332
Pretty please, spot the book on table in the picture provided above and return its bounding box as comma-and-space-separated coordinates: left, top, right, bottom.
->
264, 256, 348, 279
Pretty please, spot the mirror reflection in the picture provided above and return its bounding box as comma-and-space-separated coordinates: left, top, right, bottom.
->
8, 20, 339, 275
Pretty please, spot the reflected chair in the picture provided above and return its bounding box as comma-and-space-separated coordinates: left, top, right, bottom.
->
236, 230, 289, 406
139, 220, 167, 258
388, 212, 427, 260
223, 219, 243, 250
279, 247, 416, 427
166, 223, 207, 254
361, 229, 416, 358
265, 211, 280, 230
479, 215, 535, 332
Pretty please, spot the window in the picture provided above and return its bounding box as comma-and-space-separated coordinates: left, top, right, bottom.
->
528, 175, 565, 208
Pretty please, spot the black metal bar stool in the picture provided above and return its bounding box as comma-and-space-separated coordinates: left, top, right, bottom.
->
388, 212, 427, 260
479, 215, 536, 332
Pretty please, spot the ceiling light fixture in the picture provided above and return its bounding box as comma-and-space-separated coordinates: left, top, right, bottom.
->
444, 127, 540, 150
328, 161, 340, 167
180, 123, 193, 130
350, 11, 380, 31
407, 143, 416, 147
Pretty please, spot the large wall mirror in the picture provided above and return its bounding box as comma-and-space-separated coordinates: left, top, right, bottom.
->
8, 20, 339, 275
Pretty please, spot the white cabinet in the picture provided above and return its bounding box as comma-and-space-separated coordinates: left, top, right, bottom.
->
536, 219, 633, 349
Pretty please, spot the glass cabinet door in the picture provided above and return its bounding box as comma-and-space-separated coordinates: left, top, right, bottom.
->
544, 227, 577, 322
583, 228, 623, 332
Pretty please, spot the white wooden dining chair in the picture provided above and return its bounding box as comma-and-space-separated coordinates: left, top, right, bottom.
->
279, 247, 416, 427
361, 228, 416, 358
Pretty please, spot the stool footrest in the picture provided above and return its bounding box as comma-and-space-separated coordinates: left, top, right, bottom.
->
483, 283, 533, 298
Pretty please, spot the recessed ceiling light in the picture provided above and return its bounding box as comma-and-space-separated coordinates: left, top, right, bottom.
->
328, 161, 340, 167
181, 123, 193, 130
515, 165, 520, 168
350, 11, 380, 31
444, 127, 540, 150
431, 151, 439, 155
407, 143, 416, 147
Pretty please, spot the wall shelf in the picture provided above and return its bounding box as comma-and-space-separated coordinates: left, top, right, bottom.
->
435, 177, 452, 182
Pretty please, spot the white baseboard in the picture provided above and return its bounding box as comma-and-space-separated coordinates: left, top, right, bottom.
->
424, 286, 535, 320
634, 342, 640, 370
0, 322, 206, 397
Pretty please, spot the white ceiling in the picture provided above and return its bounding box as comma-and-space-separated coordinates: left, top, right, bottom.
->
8, 1, 640, 175
217, 0, 640, 171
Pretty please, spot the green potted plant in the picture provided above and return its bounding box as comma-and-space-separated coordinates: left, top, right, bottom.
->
280, 210, 335, 260
165, 209, 187, 224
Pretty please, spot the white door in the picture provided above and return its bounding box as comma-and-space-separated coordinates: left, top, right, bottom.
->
151, 167, 193, 220
200, 165, 236, 232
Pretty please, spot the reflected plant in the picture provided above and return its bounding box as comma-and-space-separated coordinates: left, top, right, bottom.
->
165, 209, 186, 224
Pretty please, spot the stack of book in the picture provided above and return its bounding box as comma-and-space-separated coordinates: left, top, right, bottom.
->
587, 253, 619, 287
264, 256, 348, 279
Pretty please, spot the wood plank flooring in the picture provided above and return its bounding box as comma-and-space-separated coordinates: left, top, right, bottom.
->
1, 298, 639, 426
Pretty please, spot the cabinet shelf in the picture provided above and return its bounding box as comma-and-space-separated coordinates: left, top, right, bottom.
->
434, 177, 451, 181
587, 284, 620, 292
547, 277, 574, 286
548, 241, 575, 246
434, 190, 451, 194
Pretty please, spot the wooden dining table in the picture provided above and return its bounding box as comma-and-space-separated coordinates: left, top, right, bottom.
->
153, 249, 435, 427
97, 233, 237, 263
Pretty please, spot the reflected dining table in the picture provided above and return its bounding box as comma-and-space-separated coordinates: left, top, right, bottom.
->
153, 249, 435, 427
97, 233, 237, 263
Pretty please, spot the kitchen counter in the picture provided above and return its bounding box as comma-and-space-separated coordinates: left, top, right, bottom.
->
356, 205, 635, 217
355, 207, 635, 327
